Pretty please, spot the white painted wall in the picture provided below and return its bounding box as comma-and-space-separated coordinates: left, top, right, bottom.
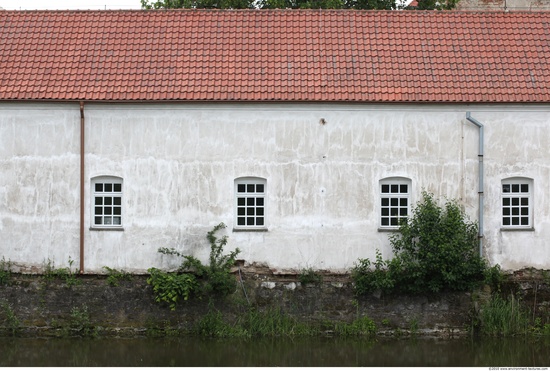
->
1, 102, 549, 273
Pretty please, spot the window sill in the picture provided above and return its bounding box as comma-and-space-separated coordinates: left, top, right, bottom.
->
500, 227, 534, 232
378, 228, 399, 232
233, 228, 268, 232
90, 227, 124, 231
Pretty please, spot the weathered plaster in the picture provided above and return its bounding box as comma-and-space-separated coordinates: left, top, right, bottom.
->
1, 102, 549, 273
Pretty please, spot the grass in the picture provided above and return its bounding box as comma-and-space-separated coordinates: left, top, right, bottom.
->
479, 295, 530, 337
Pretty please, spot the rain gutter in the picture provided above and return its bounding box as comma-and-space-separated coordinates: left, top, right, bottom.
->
465, 112, 484, 257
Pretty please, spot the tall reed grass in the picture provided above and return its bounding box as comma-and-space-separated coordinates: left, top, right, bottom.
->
479, 295, 530, 336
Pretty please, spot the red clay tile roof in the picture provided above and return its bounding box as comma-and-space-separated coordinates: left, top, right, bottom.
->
0, 9, 548, 103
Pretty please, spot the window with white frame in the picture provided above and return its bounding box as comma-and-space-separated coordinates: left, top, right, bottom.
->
235, 177, 266, 230
380, 177, 411, 229
502, 177, 532, 229
92, 176, 123, 228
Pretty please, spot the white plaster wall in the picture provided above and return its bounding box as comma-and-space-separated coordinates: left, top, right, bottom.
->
1, 102, 549, 273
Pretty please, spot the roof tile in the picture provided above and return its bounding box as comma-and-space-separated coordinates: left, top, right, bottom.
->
0, 9, 548, 103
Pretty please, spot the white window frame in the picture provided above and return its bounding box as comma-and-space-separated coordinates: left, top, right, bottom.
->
379, 177, 411, 230
501, 177, 533, 230
91, 176, 123, 230
234, 177, 267, 231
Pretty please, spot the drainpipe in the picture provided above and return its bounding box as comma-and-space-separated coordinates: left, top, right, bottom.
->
465, 112, 484, 257
80, 102, 85, 274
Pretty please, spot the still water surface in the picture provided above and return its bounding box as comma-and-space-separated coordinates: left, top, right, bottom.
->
1, 336, 549, 367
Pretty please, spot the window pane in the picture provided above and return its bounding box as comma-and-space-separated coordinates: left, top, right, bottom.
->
237, 198, 245, 206
390, 208, 398, 216
512, 198, 519, 206
521, 184, 528, 193
95, 183, 103, 192
256, 217, 264, 226
105, 183, 113, 192
257, 208, 264, 216
400, 198, 407, 206
237, 208, 245, 216
521, 217, 529, 225
400, 208, 407, 216
247, 198, 255, 206
256, 184, 264, 193
512, 184, 519, 193
114, 207, 121, 215
390, 198, 398, 206
104, 197, 112, 206
381, 184, 389, 193
114, 197, 121, 206
503, 208, 510, 216
390, 218, 398, 226
95, 197, 103, 206
400, 184, 408, 193
503, 217, 510, 225
247, 217, 254, 225
390, 184, 398, 193
381, 208, 389, 216
247, 184, 255, 193
113, 184, 122, 192
95, 216, 102, 225
247, 207, 255, 215
104, 207, 112, 215
95, 207, 102, 215
104, 217, 112, 225
238, 184, 246, 193
381, 198, 389, 207
237, 217, 245, 225
113, 217, 121, 225
502, 184, 510, 193
512, 217, 519, 225
521, 198, 528, 206
381, 218, 389, 226
512, 208, 519, 216
521, 207, 528, 215
256, 198, 264, 206
503, 198, 510, 206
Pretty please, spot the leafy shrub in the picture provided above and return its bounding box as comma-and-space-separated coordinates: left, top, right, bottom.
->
148, 223, 240, 309
147, 268, 198, 310
158, 222, 241, 297
43, 258, 81, 288
352, 192, 487, 295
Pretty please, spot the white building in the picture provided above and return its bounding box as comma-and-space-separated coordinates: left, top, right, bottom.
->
1, 10, 549, 274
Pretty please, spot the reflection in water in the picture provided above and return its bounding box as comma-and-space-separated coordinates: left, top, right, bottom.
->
1, 336, 549, 367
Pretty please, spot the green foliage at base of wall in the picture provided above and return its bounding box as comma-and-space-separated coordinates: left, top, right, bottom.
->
147, 268, 198, 310
352, 192, 488, 296
0, 301, 20, 336
0, 257, 12, 286
148, 223, 241, 310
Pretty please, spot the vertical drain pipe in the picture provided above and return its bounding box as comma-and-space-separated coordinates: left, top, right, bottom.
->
80, 102, 85, 274
466, 112, 484, 257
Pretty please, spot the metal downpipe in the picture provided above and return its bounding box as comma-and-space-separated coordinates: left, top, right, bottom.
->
466, 112, 484, 257
80, 102, 85, 274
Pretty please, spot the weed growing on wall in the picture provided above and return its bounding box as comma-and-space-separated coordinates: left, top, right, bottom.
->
148, 223, 240, 310
352, 192, 487, 295
0, 301, 20, 336
299, 267, 322, 285
102, 266, 132, 287
478, 295, 530, 336
68, 305, 97, 337
43, 257, 81, 288
0, 257, 12, 286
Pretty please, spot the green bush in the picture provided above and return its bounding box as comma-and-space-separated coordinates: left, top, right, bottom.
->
158, 222, 241, 297
352, 192, 487, 295
148, 223, 240, 310
147, 268, 198, 310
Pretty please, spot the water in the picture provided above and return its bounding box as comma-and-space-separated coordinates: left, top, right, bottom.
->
1, 336, 549, 367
